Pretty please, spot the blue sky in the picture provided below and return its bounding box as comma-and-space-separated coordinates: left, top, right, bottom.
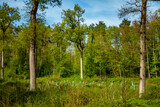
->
1, 0, 160, 27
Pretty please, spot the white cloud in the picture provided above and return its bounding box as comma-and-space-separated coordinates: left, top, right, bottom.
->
43, 0, 125, 26
1, 0, 160, 27
85, 17, 122, 26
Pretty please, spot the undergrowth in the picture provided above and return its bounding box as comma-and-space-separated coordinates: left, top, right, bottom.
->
0, 76, 160, 107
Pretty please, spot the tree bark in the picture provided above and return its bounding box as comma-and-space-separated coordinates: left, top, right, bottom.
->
30, 0, 38, 91
147, 52, 150, 79
1, 49, 4, 80
80, 50, 83, 79
30, 41, 36, 90
139, 0, 147, 97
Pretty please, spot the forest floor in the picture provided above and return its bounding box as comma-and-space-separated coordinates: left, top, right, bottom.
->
0, 75, 160, 107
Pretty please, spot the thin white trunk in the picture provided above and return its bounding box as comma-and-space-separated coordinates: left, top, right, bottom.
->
30, 41, 36, 91
80, 50, 83, 79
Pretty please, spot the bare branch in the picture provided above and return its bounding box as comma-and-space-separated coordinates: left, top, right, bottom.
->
118, 0, 141, 18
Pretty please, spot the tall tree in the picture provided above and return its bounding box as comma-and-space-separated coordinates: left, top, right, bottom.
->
118, 0, 146, 97
139, 0, 147, 97
62, 4, 86, 79
23, 0, 62, 91
139, 0, 160, 97
119, 0, 160, 97
0, 2, 20, 80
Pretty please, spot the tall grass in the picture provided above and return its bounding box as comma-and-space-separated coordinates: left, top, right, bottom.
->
0, 76, 160, 107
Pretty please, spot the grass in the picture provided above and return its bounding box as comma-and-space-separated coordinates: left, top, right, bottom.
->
0, 75, 160, 107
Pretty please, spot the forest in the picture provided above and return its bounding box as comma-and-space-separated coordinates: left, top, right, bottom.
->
0, 0, 160, 106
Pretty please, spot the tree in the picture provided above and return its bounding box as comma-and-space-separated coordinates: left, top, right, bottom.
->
23, 0, 62, 91
119, 0, 160, 97
120, 19, 140, 77
62, 4, 87, 79
85, 24, 97, 77
0, 2, 20, 80
51, 23, 71, 77
119, 18, 131, 28
139, 0, 147, 97
94, 21, 111, 77
147, 9, 160, 78
118, 0, 147, 97
107, 26, 121, 77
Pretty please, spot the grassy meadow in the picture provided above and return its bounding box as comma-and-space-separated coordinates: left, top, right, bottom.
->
0, 75, 160, 107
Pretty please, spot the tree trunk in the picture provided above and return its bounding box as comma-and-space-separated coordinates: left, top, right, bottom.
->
30, 41, 36, 90
153, 39, 157, 77
147, 52, 150, 79
80, 50, 83, 79
1, 49, 4, 80
139, 0, 147, 97
30, 0, 38, 91
1, 32, 4, 80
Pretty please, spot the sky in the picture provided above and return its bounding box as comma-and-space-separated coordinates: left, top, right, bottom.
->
0, 0, 160, 27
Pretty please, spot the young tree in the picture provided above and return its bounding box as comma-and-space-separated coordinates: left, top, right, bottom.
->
0, 2, 20, 80
23, 0, 62, 91
62, 4, 87, 79
120, 19, 140, 77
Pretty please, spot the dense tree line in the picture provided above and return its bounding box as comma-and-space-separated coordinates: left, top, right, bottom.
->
1, 0, 160, 96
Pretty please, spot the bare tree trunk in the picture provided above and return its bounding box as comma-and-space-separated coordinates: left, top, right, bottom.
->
30, 41, 36, 90
139, 0, 147, 97
30, 0, 38, 91
147, 52, 150, 79
80, 50, 83, 79
1, 49, 4, 80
